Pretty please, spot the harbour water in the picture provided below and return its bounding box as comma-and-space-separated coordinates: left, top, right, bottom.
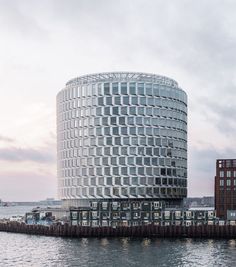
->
1, 206, 236, 267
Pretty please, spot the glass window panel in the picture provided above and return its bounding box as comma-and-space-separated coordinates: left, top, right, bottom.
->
140, 97, 146, 105
121, 127, 128, 135
104, 127, 110, 135
140, 177, 146, 185
115, 177, 121, 185
106, 177, 112, 185
115, 137, 121, 145
99, 177, 104, 185
123, 177, 130, 185
112, 107, 119, 115
144, 118, 151, 126
121, 82, 127, 95
111, 117, 116, 125
112, 83, 119, 95
138, 107, 145, 115
119, 157, 126, 165
114, 96, 121, 105
127, 117, 135, 125
140, 137, 146, 146
121, 147, 128, 155
121, 106, 128, 115
146, 107, 152, 116
123, 137, 130, 145
130, 167, 136, 175
105, 96, 112, 106
138, 127, 145, 135
91, 177, 96, 185
131, 137, 138, 145
97, 84, 103, 95
128, 157, 135, 165
129, 147, 136, 155
123, 96, 129, 105
113, 167, 119, 175
136, 157, 142, 165
113, 147, 119, 155
130, 187, 137, 196
104, 167, 110, 175
111, 157, 117, 165
104, 147, 111, 155
138, 83, 144, 95
113, 127, 119, 135
148, 97, 154, 106
104, 83, 110, 95
121, 167, 128, 175
132, 177, 138, 185
145, 83, 152, 95
102, 157, 109, 165
129, 82, 136, 95
96, 107, 102, 116
136, 117, 142, 125
144, 157, 151, 166
130, 127, 136, 135
131, 96, 138, 105
119, 117, 126, 125
105, 187, 111, 196
138, 167, 145, 175
102, 117, 108, 126
153, 84, 160, 96
113, 187, 119, 196
129, 107, 136, 116
146, 148, 152, 155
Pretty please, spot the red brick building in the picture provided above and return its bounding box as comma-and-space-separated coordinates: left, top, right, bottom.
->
215, 159, 236, 219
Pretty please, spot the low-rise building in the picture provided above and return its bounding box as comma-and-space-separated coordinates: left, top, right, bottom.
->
70, 200, 217, 227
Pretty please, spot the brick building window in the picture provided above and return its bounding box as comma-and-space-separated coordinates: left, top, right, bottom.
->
220, 171, 224, 178
220, 180, 224, 186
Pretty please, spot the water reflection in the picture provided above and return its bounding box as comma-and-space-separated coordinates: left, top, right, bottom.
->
142, 238, 151, 247
228, 239, 236, 247
100, 238, 109, 246
120, 237, 129, 249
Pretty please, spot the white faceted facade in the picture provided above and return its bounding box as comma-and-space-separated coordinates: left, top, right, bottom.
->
57, 72, 187, 206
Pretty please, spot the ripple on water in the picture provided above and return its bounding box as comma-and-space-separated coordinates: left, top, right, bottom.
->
0, 233, 236, 267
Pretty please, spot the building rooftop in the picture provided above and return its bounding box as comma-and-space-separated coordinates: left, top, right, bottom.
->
65, 71, 179, 88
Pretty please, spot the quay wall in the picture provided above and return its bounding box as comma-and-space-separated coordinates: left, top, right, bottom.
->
0, 222, 236, 238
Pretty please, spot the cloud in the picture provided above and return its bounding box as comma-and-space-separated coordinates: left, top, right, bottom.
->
0, 171, 57, 201
1, 0, 236, 198
0, 135, 15, 143
0, 147, 55, 163
199, 97, 236, 136
0, 0, 48, 40
188, 145, 236, 196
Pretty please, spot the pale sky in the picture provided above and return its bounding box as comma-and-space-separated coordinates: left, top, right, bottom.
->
0, 0, 236, 201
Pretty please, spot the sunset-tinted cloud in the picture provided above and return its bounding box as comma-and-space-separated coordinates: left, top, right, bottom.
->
0, 147, 55, 163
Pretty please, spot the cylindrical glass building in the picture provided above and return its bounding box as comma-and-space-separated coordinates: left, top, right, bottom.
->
57, 72, 187, 208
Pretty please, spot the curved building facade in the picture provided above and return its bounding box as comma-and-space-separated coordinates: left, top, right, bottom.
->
57, 72, 187, 207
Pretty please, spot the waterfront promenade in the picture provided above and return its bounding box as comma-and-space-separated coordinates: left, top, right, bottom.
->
1, 222, 236, 239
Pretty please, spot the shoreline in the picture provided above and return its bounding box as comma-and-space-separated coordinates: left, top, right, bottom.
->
1, 222, 236, 239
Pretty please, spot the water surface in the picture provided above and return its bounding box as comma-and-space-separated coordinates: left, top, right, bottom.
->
0, 206, 235, 266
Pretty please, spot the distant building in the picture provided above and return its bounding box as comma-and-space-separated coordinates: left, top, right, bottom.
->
215, 159, 236, 219
70, 200, 216, 227
56, 72, 188, 211
183, 196, 214, 208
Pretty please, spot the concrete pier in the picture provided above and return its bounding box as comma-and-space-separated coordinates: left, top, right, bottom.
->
1, 222, 236, 238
